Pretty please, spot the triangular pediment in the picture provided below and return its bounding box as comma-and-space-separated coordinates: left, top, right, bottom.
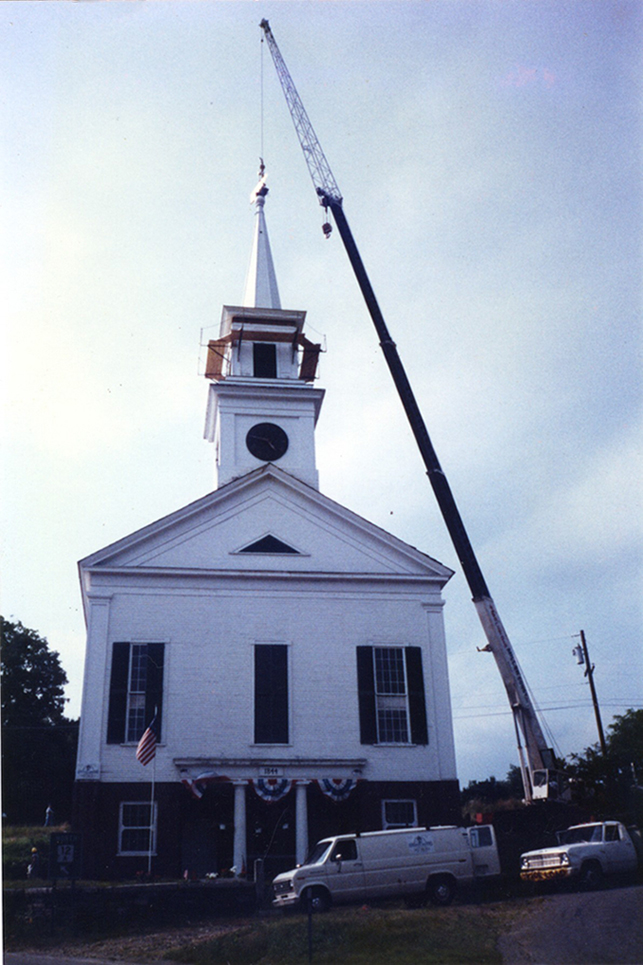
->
79, 466, 453, 587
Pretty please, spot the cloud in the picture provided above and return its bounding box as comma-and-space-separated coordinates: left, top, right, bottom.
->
486, 419, 643, 570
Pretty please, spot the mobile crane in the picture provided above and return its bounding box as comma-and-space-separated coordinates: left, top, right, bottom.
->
259, 20, 565, 804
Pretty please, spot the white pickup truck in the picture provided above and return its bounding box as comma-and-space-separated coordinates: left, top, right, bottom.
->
520, 821, 639, 888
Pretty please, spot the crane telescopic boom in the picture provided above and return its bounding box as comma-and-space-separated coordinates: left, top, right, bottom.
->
260, 19, 557, 802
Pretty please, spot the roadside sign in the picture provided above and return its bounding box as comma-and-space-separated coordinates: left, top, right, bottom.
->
49, 832, 83, 880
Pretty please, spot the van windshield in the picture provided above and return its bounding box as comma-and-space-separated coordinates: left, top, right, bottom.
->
304, 841, 332, 865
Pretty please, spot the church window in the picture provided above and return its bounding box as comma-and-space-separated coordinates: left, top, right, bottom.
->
118, 801, 157, 855
375, 647, 409, 742
127, 645, 148, 742
253, 342, 277, 378
106, 642, 164, 744
356, 646, 428, 745
382, 799, 418, 829
254, 644, 289, 744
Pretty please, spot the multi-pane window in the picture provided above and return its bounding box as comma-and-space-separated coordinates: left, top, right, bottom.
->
356, 646, 428, 746
254, 644, 289, 744
126, 644, 148, 743
107, 643, 164, 745
382, 799, 418, 829
374, 647, 409, 743
118, 802, 157, 855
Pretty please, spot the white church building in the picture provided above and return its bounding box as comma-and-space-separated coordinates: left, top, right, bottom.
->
73, 175, 460, 880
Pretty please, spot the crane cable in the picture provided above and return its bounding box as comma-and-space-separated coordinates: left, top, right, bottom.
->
260, 33, 265, 165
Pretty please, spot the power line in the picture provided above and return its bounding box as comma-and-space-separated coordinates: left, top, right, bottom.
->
453, 701, 642, 721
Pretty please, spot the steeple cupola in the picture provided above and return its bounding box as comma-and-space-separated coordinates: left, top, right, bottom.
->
204, 170, 325, 490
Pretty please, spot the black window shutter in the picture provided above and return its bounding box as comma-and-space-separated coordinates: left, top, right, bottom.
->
406, 647, 429, 745
106, 642, 130, 744
356, 646, 377, 744
145, 643, 165, 741
255, 645, 288, 744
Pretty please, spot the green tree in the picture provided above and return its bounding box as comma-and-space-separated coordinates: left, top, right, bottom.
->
1, 617, 78, 825
1, 618, 69, 726
567, 709, 643, 823
461, 763, 525, 817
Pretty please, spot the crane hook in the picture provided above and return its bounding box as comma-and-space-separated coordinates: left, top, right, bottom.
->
322, 221, 333, 239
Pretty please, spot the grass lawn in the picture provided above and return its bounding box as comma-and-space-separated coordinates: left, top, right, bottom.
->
3, 825, 515, 963
167, 903, 509, 965
2, 823, 72, 880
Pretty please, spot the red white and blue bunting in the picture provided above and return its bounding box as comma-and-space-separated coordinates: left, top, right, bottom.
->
317, 778, 358, 802
251, 778, 293, 802
181, 770, 224, 799
180, 772, 360, 803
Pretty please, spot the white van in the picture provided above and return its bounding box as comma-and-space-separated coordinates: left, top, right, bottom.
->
272, 825, 501, 911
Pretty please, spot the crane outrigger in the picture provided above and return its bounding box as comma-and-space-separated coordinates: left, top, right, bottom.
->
259, 20, 565, 804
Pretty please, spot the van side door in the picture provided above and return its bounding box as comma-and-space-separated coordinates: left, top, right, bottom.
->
467, 825, 501, 877
327, 839, 365, 903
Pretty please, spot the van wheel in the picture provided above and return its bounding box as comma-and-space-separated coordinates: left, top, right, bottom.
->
428, 876, 456, 906
579, 861, 603, 890
301, 887, 330, 913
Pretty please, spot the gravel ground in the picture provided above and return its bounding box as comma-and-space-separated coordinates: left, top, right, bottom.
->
5, 919, 249, 964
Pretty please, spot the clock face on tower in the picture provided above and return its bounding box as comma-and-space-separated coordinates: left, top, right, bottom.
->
246, 422, 289, 462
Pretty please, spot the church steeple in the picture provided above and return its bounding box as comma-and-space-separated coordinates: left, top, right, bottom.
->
242, 163, 281, 310
203, 169, 325, 490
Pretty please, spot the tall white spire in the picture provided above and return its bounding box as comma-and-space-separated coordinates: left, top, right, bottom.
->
242, 163, 281, 309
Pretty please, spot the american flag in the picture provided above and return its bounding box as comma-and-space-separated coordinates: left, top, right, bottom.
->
136, 717, 158, 766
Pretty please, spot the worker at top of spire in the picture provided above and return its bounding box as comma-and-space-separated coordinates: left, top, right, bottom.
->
242, 161, 281, 310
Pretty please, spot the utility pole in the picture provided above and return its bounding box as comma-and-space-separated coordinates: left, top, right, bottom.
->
573, 630, 607, 754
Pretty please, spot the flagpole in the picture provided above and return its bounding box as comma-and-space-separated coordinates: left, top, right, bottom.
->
148, 750, 156, 877
136, 710, 159, 878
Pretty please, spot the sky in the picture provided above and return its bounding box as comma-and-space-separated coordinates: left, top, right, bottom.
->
2, 0, 641, 786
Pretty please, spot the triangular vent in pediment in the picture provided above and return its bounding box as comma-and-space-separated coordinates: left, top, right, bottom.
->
237, 534, 300, 555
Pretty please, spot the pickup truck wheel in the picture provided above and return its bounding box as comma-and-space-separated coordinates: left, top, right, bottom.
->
428, 875, 456, 906
301, 887, 330, 913
579, 860, 604, 890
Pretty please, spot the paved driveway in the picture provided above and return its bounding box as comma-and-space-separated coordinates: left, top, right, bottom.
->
5, 957, 136, 965
498, 883, 643, 964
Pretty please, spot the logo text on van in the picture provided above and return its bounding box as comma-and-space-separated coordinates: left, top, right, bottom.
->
407, 834, 435, 854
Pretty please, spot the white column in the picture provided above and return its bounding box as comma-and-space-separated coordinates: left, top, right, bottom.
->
233, 781, 247, 877
295, 781, 310, 865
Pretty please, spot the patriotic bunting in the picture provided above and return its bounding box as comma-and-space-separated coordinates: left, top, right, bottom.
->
181, 771, 224, 799
251, 778, 293, 802
178, 772, 360, 803
317, 778, 358, 802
